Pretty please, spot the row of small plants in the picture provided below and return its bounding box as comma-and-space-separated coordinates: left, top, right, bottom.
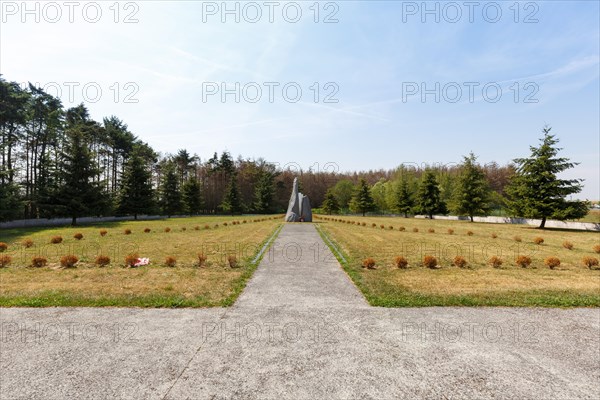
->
0, 252, 240, 269
315, 216, 600, 253
0, 216, 282, 250
359, 255, 600, 270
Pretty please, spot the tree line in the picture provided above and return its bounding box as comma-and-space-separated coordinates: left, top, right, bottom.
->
0, 76, 589, 227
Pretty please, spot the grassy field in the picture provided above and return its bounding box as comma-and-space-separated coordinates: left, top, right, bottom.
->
0, 215, 282, 307
578, 209, 600, 223
316, 215, 600, 307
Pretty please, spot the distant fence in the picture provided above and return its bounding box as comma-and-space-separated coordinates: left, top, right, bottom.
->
0, 215, 169, 229
414, 215, 600, 231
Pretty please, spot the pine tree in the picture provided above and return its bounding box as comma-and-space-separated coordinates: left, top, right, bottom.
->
350, 178, 375, 216
394, 179, 414, 218
451, 153, 490, 222
222, 174, 242, 215
0, 181, 21, 222
416, 170, 445, 219
57, 130, 106, 225
160, 164, 182, 217
182, 176, 203, 215
506, 127, 588, 228
117, 152, 155, 219
254, 172, 274, 214
322, 189, 340, 215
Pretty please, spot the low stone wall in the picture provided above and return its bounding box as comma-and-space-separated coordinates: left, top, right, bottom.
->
414, 215, 600, 231
0, 215, 168, 229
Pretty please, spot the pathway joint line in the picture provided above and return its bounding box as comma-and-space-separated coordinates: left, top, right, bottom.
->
252, 223, 284, 264
316, 224, 347, 264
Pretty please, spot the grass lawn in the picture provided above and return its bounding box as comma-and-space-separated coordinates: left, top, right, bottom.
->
0, 215, 282, 307
577, 209, 600, 223
316, 215, 600, 307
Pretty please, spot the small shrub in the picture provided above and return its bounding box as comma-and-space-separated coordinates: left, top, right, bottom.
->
243, 220, 247, 224
204, 224, 211, 230
73, 233, 83, 240
197, 253, 207, 267
412, 227, 419, 233
491, 233, 498, 239
516, 255, 532, 268
394, 256, 408, 269
22, 238, 34, 248
164, 227, 171, 233
181, 227, 186, 231
398, 226, 405, 231
60, 255, 79, 268
0, 242, 7, 252
124, 253, 139, 268
544, 257, 560, 270
0, 255, 11, 268
30, 256, 48, 268
453, 256, 468, 268
582, 256, 599, 269
164, 256, 177, 267
214, 224, 219, 228
372, 223, 377, 228
144, 228, 151, 233
227, 255, 238, 268
95, 255, 111, 267
594, 244, 600, 254
428, 228, 435, 233
124, 229, 132, 235
562, 241, 574, 250
533, 237, 544, 245
447, 229, 454, 235
513, 236, 522, 242
489, 256, 503, 268
466, 231, 474, 236
50, 236, 63, 244
389, 225, 394, 230
194, 226, 200, 231
361, 222, 366, 227
362, 257, 376, 269
223, 222, 228, 227
423, 255, 438, 269
380, 224, 385, 229
99, 229, 108, 236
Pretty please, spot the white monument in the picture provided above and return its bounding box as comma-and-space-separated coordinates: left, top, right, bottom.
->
285, 178, 312, 222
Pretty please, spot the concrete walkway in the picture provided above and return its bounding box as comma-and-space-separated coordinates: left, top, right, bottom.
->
1, 224, 599, 399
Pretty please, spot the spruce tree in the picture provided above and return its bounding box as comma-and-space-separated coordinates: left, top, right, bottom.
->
182, 176, 203, 215
322, 189, 340, 215
222, 174, 242, 215
160, 165, 183, 217
416, 170, 445, 219
57, 130, 106, 225
451, 153, 490, 222
254, 172, 274, 214
117, 152, 155, 219
394, 179, 414, 218
350, 178, 375, 216
506, 127, 588, 228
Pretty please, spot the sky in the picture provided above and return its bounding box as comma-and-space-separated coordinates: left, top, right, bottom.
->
1, 0, 598, 199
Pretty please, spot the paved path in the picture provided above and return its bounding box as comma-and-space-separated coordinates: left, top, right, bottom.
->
1, 224, 599, 399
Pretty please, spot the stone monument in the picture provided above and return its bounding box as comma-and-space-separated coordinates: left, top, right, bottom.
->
284, 178, 312, 222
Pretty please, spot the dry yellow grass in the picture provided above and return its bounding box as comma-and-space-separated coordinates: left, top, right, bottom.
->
0, 216, 281, 307
316, 215, 600, 307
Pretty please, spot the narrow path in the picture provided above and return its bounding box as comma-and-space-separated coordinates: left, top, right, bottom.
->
235, 224, 367, 309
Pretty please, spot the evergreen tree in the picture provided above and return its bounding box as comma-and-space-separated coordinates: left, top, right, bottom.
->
506, 127, 588, 228
0, 181, 21, 222
415, 170, 445, 219
451, 153, 490, 222
160, 164, 182, 217
322, 189, 340, 215
117, 152, 155, 219
222, 174, 242, 215
182, 176, 203, 215
254, 172, 274, 214
57, 130, 106, 225
394, 179, 414, 218
350, 178, 375, 216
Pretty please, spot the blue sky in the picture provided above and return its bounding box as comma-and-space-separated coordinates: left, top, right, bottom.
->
2, 0, 598, 198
